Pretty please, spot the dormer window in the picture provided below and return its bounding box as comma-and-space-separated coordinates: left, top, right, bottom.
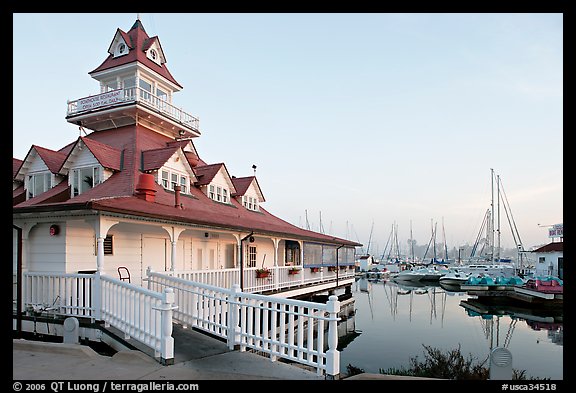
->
150, 49, 157, 60
208, 184, 229, 204
71, 166, 101, 197
159, 169, 189, 194
114, 42, 128, 58
26, 172, 52, 199
243, 196, 259, 211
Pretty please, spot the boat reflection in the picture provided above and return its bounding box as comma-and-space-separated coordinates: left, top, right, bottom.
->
460, 298, 563, 346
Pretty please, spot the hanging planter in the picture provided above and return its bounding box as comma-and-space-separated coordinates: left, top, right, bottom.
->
288, 267, 301, 275
310, 267, 321, 273
256, 268, 270, 278
327, 266, 336, 272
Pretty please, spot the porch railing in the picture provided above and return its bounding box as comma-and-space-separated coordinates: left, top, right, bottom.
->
166, 264, 356, 293
66, 87, 199, 132
146, 268, 341, 377
16, 268, 346, 376
17, 272, 176, 364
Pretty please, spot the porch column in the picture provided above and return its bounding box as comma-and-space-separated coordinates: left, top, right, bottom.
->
20, 222, 36, 273
272, 238, 280, 291
271, 238, 280, 267
90, 217, 119, 273
161, 226, 187, 272
298, 240, 304, 266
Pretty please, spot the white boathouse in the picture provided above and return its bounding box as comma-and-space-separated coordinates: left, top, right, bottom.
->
12, 17, 360, 378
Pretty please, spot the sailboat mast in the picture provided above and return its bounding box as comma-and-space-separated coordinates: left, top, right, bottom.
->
490, 168, 495, 263
410, 220, 415, 263
366, 221, 374, 256
442, 217, 448, 262
496, 174, 501, 262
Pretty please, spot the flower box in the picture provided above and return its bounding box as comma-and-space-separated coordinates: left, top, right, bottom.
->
256, 269, 270, 278
288, 268, 301, 275
327, 266, 336, 272
310, 267, 321, 273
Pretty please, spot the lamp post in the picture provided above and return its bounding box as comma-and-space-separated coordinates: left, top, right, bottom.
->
239, 231, 254, 291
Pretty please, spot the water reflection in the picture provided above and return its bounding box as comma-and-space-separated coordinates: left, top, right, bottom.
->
341, 277, 563, 380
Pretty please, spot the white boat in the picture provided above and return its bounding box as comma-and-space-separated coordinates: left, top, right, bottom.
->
457, 263, 516, 278
391, 268, 426, 281
391, 266, 445, 281
439, 268, 471, 285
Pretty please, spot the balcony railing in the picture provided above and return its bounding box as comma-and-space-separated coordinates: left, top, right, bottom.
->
67, 87, 199, 131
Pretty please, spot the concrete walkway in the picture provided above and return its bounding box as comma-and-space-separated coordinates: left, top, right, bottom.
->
13, 338, 325, 380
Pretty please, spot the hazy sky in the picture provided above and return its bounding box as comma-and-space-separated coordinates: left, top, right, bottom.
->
12, 13, 563, 254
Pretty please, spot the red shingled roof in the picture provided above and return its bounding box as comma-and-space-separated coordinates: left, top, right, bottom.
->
141, 146, 181, 172
532, 242, 563, 253
13, 158, 23, 179
231, 176, 266, 201
16, 146, 67, 180
194, 163, 224, 186
90, 19, 182, 88
80, 137, 122, 171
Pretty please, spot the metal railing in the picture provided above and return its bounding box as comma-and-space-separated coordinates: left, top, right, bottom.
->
66, 87, 199, 132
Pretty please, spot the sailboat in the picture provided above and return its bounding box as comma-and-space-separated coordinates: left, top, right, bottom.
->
461, 169, 525, 276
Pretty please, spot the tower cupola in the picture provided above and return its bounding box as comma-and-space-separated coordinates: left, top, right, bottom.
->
65, 18, 200, 139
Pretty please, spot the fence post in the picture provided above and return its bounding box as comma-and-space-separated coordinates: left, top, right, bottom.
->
227, 284, 241, 350
160, 287, 176, 365
146, 266, 153, 291
93, 271, 102, 321
325, 295, 340, 380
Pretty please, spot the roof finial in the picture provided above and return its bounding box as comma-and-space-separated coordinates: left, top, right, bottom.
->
252, 164, 257, 176
137, 13, 141, 21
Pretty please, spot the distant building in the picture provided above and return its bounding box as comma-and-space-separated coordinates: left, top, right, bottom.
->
532, 241, 563, 278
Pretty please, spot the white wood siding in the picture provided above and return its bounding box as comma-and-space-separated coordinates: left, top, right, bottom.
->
26, 153, 49, 173
73, 146, 100, 168
64, 220, 96, 272
245, 181, 263, 203
28, 223, 66, 272
211, 168, 234, 191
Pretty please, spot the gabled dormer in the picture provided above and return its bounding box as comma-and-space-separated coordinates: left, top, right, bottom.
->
231, 176, 265, 212
15, 145, 67, 200
142, 144, 197, 194
59, 137, 122, 198
194, 163, 237, 205
143, 36, 166, 67
108, 28, 131, 58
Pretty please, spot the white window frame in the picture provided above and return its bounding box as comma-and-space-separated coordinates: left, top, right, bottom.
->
242, 195, 259, 211
247, 245, 257, 268
27, 172, 52, 199
71, 166, 101, 197
208, 184, 230, 204
158, 169, 188, 194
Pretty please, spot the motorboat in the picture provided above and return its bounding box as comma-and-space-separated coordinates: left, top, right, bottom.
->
439, 268, 471, 286
457, 263, 516, 278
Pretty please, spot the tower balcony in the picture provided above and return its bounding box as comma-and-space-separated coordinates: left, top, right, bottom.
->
66, 87, 200, 137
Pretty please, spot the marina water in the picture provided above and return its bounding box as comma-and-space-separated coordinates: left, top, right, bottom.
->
338, 277, 563, 380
